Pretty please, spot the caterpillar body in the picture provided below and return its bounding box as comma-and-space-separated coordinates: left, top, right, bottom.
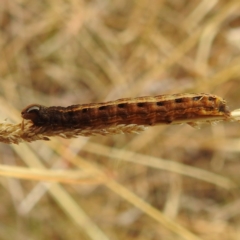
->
21, 93, 230, 129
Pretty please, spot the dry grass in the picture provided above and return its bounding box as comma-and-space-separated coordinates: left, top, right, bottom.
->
1, 0, 240, 239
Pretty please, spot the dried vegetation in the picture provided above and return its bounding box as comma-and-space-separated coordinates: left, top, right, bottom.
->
1, 1, 240, 240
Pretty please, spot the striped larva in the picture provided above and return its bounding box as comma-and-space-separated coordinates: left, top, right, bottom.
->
21, 93, 230, 129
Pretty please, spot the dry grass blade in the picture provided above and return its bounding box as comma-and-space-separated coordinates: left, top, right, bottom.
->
0, 164, 107, 185
0, 121, 147, 144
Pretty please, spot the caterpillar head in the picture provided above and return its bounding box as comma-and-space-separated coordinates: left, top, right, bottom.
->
21, 104, 43, 124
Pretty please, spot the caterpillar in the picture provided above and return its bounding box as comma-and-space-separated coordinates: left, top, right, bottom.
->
21, 93, 230, 129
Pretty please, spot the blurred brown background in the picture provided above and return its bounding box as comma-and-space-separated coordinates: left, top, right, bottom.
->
1, 0, 240, 239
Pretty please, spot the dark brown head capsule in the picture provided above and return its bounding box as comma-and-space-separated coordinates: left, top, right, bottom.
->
21, 104, 43, 124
